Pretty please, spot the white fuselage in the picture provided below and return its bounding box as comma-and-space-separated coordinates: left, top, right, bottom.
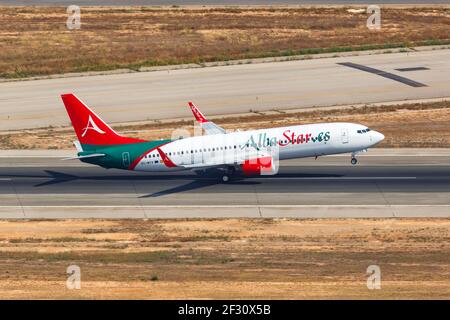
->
133, 122, 384, 172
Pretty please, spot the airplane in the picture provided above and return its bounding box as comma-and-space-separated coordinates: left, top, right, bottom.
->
61, 93, 385, 182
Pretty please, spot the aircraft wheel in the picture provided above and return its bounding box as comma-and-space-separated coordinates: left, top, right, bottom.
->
351, 157, 358, 165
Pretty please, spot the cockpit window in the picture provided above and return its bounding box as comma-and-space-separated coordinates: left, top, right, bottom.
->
358, 128, 371, 134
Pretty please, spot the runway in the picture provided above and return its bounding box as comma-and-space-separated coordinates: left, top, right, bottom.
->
0, 149, 449, 218
1, 49, 449, 131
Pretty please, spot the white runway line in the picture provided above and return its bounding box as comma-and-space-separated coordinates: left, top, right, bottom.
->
0, 205, 448, 208
270, 177, 417, 180
0, 178, 11, 181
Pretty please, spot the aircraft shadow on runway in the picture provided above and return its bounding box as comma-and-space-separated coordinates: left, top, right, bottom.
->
141, 179, 261, 198
0, 169, 343, 197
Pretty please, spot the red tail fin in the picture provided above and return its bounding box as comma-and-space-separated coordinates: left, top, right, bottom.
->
61, 94, 145, 146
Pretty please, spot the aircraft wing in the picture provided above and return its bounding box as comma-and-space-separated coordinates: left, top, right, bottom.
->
188, 102, 226, 135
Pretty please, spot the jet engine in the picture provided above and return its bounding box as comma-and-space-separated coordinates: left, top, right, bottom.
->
241, 156, 277, 176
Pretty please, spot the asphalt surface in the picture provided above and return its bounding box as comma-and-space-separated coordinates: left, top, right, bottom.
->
0, 152, 449, 218
1, 49, 449, 131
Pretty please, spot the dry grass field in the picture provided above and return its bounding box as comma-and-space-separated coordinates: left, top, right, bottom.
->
0, 6, 449, 78
0, 218, 448, 299
1, 100, 449, 149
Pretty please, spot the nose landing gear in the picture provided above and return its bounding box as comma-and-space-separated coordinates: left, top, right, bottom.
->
350, 152, 358, 165
350, 149, 367, 165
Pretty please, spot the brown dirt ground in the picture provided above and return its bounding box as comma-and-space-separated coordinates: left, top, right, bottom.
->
0, 218, 448, 299
0, 6, 449, 78
1, 100, 449, 149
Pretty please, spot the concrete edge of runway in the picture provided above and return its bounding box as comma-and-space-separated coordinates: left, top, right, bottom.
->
2, 205, 450, 219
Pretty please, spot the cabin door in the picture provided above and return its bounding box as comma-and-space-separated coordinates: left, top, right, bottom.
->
122, 152, 130, 168
341, 128, 349, 144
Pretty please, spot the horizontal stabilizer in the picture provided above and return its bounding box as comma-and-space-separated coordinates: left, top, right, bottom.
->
73, 140, 83, 152
62, 153, 106, 161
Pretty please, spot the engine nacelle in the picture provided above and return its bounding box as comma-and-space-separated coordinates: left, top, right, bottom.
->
241, 156, 277, 176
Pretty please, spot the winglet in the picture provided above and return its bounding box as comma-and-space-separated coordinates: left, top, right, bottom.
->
188, 102, 208, 123
156, 147, 177, 168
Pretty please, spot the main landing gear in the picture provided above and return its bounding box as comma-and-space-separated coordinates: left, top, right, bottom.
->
221, 166, 236, 183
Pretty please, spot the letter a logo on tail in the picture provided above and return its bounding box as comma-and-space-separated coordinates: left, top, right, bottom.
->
82, 115, 105, 137
62, 93, 145, 146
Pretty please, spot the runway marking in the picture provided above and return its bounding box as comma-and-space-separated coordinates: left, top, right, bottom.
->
271, 177, 416, 180
0, 176, 418, 182
395, 67, 430, 72
337, 62, 428, 87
